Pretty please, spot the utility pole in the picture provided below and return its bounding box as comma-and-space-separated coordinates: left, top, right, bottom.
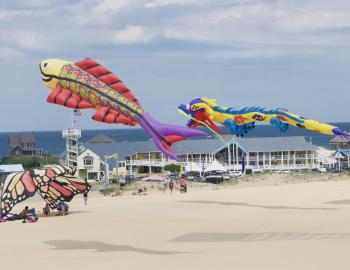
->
104, 153, 119, 187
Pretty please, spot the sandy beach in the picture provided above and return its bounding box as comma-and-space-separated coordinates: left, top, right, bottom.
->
2, 174, 350, 270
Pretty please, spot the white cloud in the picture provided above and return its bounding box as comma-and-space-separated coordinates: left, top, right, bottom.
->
208, 49, 283, 59
145, 0, 252, 8
0, 31, 45, 50
0, 47, 24, 62
0, 10, 33, 20
145, 0, 209, 8
208, 2, 271, 24
68, 0, 143, 25
277, 9, 350, 32
95, 0, 136, 13
112, 25, 153, 44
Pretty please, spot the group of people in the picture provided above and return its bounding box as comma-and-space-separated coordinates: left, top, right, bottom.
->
0, 206, 38, 223
0, 192, 89, 223
43, 192, 88, 216
162, 176, 188, 194
43, 201, 69, 216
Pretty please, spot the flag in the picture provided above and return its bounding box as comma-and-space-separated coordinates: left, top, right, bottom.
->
242, 155, 246, 175
74, 109, 81, 116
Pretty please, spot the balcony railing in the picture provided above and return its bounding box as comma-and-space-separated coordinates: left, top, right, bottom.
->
247, 155, 315, 161
68, 155, 77, 162
125, 159, 213, 167
62, 129, 81, 138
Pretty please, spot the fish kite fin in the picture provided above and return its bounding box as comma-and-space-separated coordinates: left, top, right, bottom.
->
92, 107, 136, 126
75, 58, 142, 109
332, 128, 350, 140
47, 85, 94, 109
137, 113, 207, 161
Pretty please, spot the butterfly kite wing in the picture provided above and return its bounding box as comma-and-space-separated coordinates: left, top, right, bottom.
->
38, 174, 91, 209
1, 171, 37, 216
0, 165, 74, 216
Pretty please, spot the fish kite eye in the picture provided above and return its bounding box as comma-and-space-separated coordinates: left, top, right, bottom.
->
43, 62, 47, 67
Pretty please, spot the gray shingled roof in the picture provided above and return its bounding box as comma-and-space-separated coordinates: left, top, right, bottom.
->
82, 136, 316, 161
235, 136, 317, 152
330, 133, 350, 143
89, 134, 116, 143
9, 133, 35, 148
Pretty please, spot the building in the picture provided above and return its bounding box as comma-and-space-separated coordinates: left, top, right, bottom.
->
70, 135, 322, 180
333, 149, 350, 170
9, 133, 43, 156
0, 164, 24, 183
215, 136, 319, 171
330, 133, 350, 149
62, 128, 81, 169
77, 147, 104, 181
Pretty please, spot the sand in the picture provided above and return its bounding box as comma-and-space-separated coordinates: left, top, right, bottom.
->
1, 174, 350, 270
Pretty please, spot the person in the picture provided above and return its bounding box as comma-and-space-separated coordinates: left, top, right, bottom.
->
18, 206, 30, 219
43, 203, 51, 216
56, 202, 69, 216
179, 176, 187, 193
24, 208, 38, 223
169, 180, 174, 195
160, 180, 167, 192
83, 192, 88, 206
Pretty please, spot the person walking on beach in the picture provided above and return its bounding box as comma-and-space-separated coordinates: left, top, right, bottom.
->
83, 191, 88, 206
169, 180, 174, 195
179, 176, 187, 193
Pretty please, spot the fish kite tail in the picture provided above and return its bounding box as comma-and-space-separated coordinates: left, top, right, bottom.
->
137, 113, 207, 161
332, 127, 350, 139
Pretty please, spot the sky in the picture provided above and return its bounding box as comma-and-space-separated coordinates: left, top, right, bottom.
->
1, 0, 350, 132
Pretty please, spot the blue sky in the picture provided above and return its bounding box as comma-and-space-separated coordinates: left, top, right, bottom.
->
1, 0, 350, 132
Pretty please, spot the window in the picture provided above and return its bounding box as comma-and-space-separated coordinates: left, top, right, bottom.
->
88, 172, 98, 180
84, 156, 93, 166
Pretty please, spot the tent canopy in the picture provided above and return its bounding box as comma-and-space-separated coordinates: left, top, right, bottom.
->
185, 162, 202, 172
204, 160, 226, 172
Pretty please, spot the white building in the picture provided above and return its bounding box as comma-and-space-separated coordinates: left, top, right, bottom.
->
69, 135, 325, 180
77, 148, 104, 181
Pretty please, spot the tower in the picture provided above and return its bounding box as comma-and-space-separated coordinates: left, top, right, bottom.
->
62, 128, 81, 169
62, 110, 81, 169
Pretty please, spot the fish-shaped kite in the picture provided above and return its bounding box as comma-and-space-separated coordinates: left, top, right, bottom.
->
39, 58, 206, 160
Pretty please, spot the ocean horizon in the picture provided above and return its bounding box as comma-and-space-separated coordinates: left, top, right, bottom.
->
1, 122, 349, 156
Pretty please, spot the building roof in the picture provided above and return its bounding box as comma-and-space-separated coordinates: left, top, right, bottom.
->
0, 164, 24, 173
88, 134, 116, 143
81, 136, 316, 161
234, 136, 318, 152
330, 133, 350, 143
9, 133, 35, 148
335, 149, 350, 158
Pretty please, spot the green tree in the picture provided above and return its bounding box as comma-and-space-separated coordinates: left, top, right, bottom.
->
0, 155, 60, 170
164, 164, 182, 172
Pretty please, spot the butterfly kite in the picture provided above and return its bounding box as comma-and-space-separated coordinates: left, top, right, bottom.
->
0, 165, 90, 216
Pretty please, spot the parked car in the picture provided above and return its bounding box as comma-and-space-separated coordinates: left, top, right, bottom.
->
185, 171, 202, 181
228, 170, 242, 177
205, 170, 224, 184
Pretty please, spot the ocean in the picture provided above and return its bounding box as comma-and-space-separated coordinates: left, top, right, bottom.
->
1, 122, 349, 156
